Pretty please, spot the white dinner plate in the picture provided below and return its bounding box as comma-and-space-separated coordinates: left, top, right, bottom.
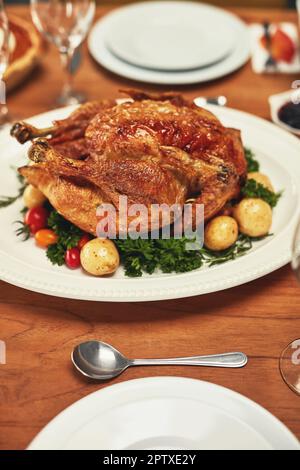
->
0, 103, 300, 302
88, 4, 250, 85
104, 2, 235, 71
27, 377, 299, 450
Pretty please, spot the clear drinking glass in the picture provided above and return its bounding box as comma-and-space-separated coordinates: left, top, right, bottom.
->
279, 1, 300, 396
0, 0, 10, 126
279, 220, 300, 395
30, 0, 95, 105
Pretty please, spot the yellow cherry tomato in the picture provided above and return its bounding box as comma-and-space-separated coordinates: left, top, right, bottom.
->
35, 229, 58, 248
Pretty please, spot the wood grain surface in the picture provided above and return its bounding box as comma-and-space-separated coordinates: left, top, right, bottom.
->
0, 5, 299, 450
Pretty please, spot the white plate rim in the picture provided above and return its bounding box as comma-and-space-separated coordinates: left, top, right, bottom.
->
104, 1, 236, 72
88, 3, 251, 85
27, 376, 300, 450
0, 104, 300, 302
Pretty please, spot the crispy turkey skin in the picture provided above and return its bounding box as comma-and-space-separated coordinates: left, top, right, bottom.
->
12, 90, 247, 236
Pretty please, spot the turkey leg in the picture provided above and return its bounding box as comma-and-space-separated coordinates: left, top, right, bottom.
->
10, 99, 116, 144
10, 122, 57, 144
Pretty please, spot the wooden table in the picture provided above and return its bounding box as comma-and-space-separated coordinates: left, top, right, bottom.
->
0, 5, 299, 450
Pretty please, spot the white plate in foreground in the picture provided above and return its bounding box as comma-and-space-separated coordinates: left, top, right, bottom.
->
0, 104, 300, 302
104, 2, 235, 71
88, 3, 250, 85
27, 377, 299, 450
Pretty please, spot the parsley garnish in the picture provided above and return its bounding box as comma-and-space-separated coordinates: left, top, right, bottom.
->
115, 237, 203, 277
46, 211, 82, 265
46, 243, 66, 266
115, 234, 265, 277
245, 147, 260, 172
200, 234, 268, 266
242, 179, 282, 208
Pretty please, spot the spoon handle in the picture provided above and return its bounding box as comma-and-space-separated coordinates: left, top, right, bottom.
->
130, 352, 247, 368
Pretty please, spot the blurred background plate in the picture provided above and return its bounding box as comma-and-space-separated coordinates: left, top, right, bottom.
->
88, 5, 250, 84
4, 14, 42, 92
104, 1, 235, 71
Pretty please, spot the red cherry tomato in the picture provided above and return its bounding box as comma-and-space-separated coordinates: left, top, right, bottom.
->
65, 247, 81, 269
35, 229, 58, 248
24, 206, 48, 234
77, 233, 91, 251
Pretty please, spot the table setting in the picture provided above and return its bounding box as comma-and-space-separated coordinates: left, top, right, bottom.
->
0, 0, 300, 453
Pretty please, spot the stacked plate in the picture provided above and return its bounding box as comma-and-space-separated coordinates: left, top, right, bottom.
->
88, 1, 251, 85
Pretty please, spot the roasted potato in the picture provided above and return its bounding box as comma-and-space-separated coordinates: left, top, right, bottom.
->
80, 238, 120, 276
233, 198, 272, 237
23, 184, 47, 208
204, 216, 239, 251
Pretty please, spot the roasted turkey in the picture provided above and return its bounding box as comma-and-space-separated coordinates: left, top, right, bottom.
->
11, 90, 247, 236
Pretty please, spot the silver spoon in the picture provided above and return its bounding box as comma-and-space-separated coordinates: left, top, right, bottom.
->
72, 341, 248, 380
194, 95, 227, 107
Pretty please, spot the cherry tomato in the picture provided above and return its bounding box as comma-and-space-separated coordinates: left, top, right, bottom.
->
35, 229, 58, 248
65, 247, 81, 269
24, 206, 48, 234
77, 234, 91, 251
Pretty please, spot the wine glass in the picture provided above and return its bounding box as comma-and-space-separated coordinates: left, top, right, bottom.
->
279, 219, 300, 395
30, 0, 95, 106
0, 0, 10, 126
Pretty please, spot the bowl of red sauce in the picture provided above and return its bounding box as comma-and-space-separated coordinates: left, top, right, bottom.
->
269, 90, 300, 136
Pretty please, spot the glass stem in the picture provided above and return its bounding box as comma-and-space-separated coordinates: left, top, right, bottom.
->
59, 48, 75, 99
